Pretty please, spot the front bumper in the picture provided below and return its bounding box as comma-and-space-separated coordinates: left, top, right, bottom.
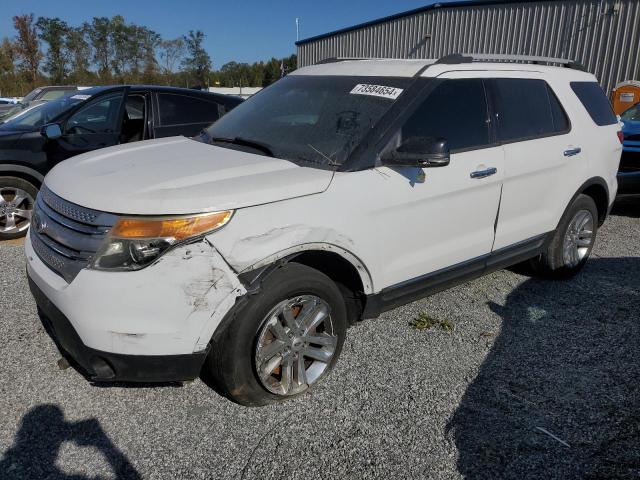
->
26, 233, 247, 375
30, 276, 208, 382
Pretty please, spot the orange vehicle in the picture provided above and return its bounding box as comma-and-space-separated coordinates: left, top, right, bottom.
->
612, 80, 640, 115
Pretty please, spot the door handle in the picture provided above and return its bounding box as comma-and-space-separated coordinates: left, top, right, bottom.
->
563, 147, 582, 157
470, 167, 497, 179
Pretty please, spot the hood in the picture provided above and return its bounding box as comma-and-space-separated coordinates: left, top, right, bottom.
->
44, 136, 334, 215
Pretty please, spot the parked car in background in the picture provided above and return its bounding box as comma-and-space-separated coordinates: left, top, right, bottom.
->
0, 86, 86, 122
25, 56, 621, 406
0, 97, 19, 116
0, 85, 242, 239
619, 103, 640, 194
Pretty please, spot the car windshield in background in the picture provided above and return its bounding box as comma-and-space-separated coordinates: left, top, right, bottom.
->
621, 104, 640, 122
2, 94, 89, 130
203, 75, 411, 169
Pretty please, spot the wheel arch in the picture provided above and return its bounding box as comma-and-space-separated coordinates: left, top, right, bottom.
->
574, 177, 610, 226
0, 164, 44, 188
235, 243, 374, 325
237, 243, 374, 295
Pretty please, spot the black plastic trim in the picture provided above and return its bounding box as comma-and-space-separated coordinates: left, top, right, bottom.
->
362, 233, 549, 318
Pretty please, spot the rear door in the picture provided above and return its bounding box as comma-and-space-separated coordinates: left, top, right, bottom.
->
488, 75, 580, 250
153, 92, 224, 138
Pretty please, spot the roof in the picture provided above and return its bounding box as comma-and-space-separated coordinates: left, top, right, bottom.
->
296, 0, 564, 46
292, 58, 596, 81
66, 85, 243, 104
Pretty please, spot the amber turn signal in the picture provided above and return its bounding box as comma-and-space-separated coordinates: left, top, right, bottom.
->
110, 211, 233, 240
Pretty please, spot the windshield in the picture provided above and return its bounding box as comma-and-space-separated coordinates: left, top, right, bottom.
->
203, 75, 411, 169
2, 94, 88, 130
621, 104, 640, 122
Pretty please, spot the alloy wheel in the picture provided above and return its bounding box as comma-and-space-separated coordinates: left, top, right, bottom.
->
562, 209, 594, 268
254, 295, 337, 396
0, 186, 34, 235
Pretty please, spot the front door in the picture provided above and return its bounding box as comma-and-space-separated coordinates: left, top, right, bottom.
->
362, 76, 504, 288
46, 90, 126, 165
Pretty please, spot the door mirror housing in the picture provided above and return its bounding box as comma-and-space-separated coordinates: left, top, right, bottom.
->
381, 136, 450, 168
41, 123, 62, 140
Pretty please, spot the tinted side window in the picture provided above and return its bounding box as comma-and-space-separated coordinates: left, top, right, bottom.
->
158, 94, 220, 125
401, 79, 490, 151
493, 79, 563, 142
570, 81, 617, 126
66, 93, 123, 134
547, 85, 570, 132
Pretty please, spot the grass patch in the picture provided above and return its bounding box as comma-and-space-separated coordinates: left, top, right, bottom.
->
410, 312, 454, 331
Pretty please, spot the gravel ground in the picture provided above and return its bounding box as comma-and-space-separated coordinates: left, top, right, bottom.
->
0, 201, 639, 480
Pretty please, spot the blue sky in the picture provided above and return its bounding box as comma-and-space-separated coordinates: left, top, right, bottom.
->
1, 0, 459, 68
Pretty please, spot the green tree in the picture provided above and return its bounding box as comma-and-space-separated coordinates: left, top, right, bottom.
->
182, 30, 211, 87
88, 17, 112, 80
66, 25, 91, 83
12, 14, 42, 86
36, 17, 70, 83
0, 38, 18, 96
159, 38, 185, 76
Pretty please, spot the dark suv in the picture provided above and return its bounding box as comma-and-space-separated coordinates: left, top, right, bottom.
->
0, 85, 242, 239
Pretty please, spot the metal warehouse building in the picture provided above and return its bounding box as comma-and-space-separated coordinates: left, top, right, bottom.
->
296, 0, 640, 93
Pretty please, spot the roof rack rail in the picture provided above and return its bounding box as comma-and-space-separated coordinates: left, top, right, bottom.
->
314, 57, 373, 65
436, 53, 587, 71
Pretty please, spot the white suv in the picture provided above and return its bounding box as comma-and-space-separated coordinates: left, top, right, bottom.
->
26, 55, 622, 406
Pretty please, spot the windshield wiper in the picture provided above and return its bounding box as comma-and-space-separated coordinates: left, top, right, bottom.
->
210, 136, 274, 157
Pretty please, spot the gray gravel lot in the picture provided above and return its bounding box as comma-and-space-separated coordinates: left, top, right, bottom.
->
1, 202, 639, 480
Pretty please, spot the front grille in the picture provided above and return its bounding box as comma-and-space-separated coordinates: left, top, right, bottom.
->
30, 185, 118, 283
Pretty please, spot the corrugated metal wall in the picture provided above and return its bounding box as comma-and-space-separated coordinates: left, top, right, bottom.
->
297, 0, 640, 93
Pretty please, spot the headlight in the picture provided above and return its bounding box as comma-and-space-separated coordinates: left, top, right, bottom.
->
89, 210, 233, 271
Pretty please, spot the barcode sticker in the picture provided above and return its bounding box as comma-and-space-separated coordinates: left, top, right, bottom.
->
350, 84, 403, 100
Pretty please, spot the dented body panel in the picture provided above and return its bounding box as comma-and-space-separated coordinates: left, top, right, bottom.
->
26, 234, 245, 355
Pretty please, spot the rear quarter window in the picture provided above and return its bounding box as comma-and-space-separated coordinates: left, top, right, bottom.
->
158, 93, 221, 125
570, 82, 617, 126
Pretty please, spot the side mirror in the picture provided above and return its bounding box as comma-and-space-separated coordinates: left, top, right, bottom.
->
381, 136, 450, 168
41, 123, 62, 140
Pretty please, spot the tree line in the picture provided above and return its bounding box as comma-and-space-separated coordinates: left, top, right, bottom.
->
0, 14, 297, 97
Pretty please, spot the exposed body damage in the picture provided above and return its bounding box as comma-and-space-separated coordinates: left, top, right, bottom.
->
26, 234, 245, 356
214, 224, 374, 294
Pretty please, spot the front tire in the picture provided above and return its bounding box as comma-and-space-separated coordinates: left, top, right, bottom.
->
530, 194, 598, 278
202, 263, 347, 406
0, 176, 38, 240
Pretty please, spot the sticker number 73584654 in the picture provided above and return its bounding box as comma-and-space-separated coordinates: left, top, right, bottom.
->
349, 84, 404, 100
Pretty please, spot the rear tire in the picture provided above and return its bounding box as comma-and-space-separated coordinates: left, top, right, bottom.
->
0, 176, 38, 240
202, 263, 347, 406
530, 194, 598, 279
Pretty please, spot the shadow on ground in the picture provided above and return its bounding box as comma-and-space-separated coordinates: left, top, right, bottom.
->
448, 258, 640, 479
0, 404, 140, 479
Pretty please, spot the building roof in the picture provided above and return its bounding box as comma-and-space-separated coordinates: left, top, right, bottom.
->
296, 0, 564, 46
